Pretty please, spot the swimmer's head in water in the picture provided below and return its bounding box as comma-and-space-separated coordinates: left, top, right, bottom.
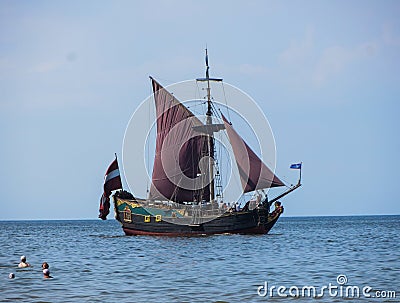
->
42, 262, 49, 269
9, 273, 15, 279
20, 256, 26, 262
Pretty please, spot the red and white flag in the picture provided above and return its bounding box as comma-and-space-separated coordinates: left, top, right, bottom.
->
99, 157, 122, 220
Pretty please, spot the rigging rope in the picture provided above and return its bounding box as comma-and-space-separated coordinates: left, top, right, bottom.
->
221, 82, 232, 122
146, 79, 153, 195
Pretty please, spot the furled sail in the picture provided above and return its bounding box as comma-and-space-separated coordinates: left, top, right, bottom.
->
222, 114, 285, 192
149, 78, 211, 202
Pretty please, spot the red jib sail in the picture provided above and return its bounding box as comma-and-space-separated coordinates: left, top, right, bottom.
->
221, 114, 285, 192
149, 78, 211, 202
99, 157, 122, 220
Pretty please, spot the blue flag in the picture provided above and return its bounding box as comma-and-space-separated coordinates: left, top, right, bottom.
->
290, 163, 302, 169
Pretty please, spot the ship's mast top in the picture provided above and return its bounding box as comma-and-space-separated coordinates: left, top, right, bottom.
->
205, 48, 212, 117
196, 48, 223, 121
206, 48, 212, 117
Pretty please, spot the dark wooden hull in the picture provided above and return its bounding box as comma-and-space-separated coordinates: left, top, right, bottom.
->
114, 196, 283, 236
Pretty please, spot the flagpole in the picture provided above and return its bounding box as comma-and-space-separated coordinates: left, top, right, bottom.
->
299, 162, 302, 185
114, 152, 123, 190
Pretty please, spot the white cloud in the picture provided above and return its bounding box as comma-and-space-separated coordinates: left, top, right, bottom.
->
238, 63, 268, 76
278, 27, 314, 65
313, 42, 378, 85
277, 26, 381, 86
382, 23, 400, 47
30, 60, 64, 73
313, 46, 351, 85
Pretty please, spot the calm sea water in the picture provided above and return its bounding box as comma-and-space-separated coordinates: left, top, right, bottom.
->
0, 216, 399, 303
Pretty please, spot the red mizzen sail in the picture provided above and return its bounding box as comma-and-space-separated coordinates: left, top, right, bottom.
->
221, 114, 284, 192
99, 157, 122, 220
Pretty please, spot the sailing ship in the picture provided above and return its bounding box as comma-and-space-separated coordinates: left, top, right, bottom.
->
99, 50, 301, 236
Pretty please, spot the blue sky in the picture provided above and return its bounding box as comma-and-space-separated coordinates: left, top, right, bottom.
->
0, 0, 399, 219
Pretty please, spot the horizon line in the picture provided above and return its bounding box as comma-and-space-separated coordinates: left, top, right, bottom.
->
0, 213, 399, 222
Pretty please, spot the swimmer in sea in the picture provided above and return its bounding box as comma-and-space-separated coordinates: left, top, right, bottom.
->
42, 262, 49, 270
43, 269, 53, 279
18, 256, 31, 268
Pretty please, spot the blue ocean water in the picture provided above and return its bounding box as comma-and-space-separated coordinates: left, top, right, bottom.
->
0, 216, 399, 303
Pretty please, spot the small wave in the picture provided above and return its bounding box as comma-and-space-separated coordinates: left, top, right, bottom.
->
89, 234, 126, 238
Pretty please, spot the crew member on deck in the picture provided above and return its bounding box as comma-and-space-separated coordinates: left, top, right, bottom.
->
262, 194, 270, 213
236, 202, 240, 212
18, 256, 30, 268
256, 194, 262, 207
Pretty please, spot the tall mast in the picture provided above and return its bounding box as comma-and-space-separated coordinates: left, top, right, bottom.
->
195, 49, 224, 203
205, 49, 212, 117
205, 48, 215, 202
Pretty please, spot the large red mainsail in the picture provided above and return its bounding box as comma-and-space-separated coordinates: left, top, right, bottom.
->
149, 78, 211, 202
221, 114, 285, 191
99, 157, 123, 220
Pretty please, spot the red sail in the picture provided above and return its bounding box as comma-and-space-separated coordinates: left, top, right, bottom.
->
222, 114, 285, 192
99, 158, 123, 220
149, 78, 211, 202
